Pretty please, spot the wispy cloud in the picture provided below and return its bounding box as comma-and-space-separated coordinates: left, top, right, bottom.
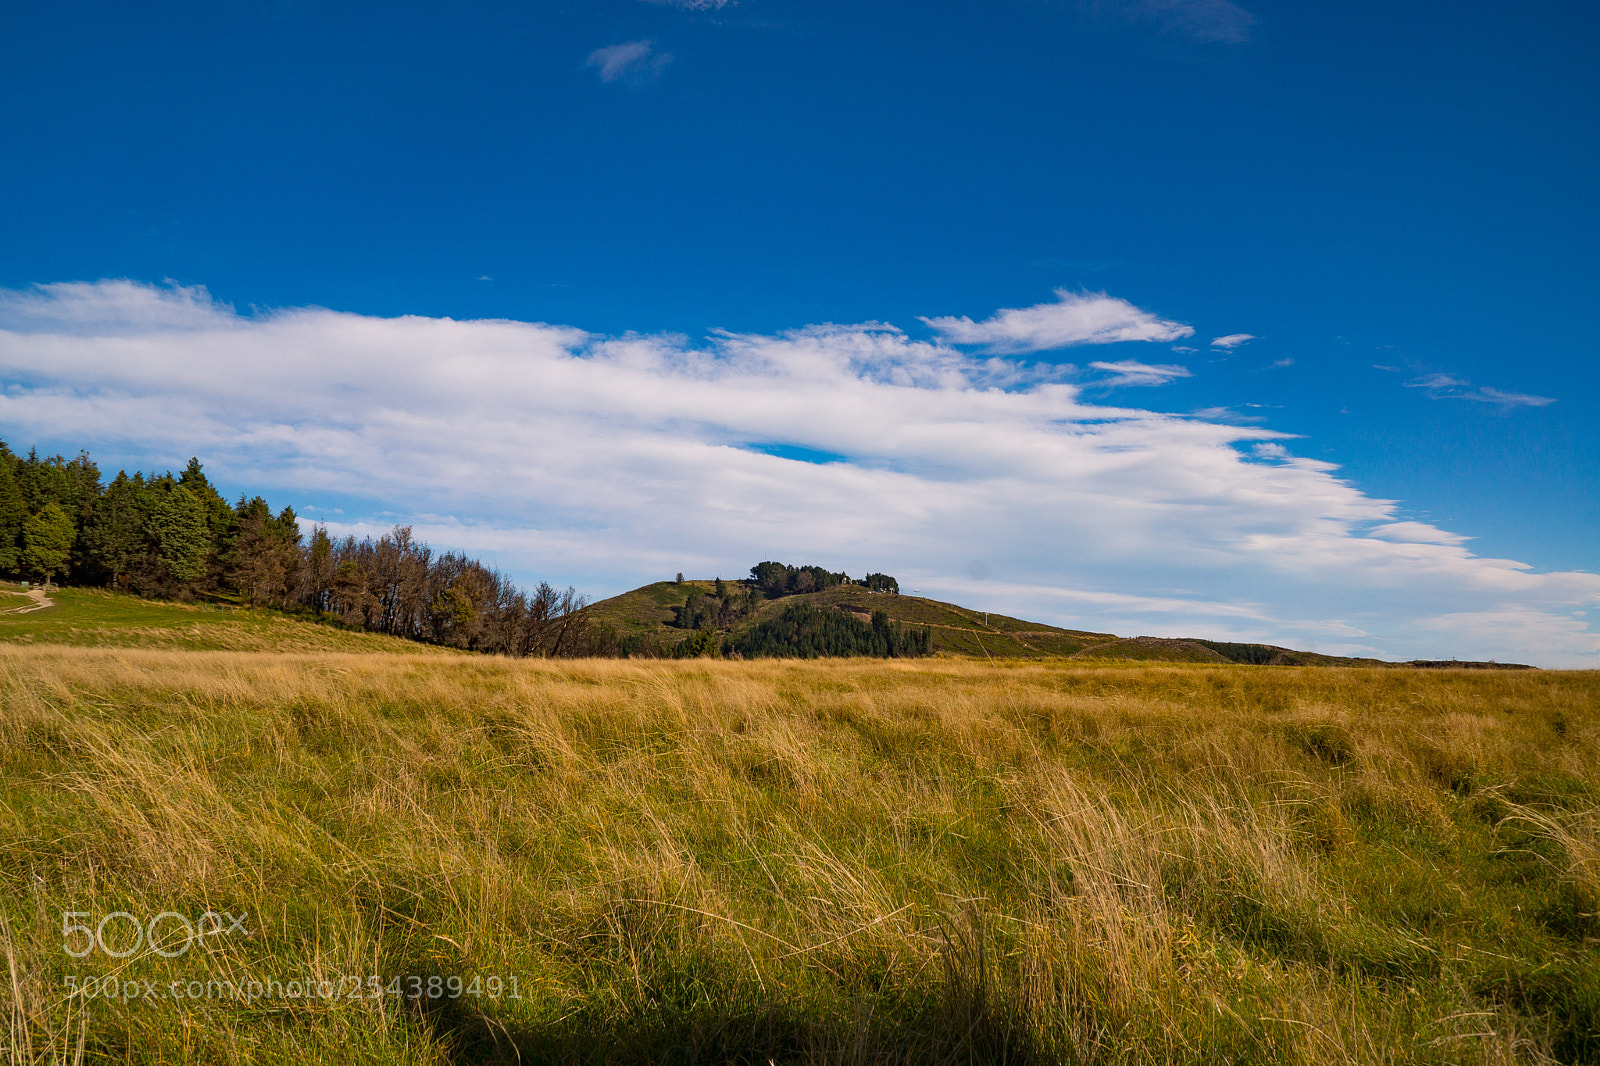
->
1211, 333, 1254, 349
922, 289, 1193, 354
1407, 372, 1467, 390
587, 40, 672, 84
1190, 406, 1265, 423
1088, 360, 1192, 386
1, 280, 1594, 666
639, 0, 732, 8
1405, 372, 1554, 409
1464, 386, 1555, 409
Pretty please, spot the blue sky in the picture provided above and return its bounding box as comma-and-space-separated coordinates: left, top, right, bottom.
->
1, 0, 1596, 664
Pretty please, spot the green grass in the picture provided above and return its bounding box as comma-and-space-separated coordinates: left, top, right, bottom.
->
2, 650, 1597, 1064
0, 585, 454, 654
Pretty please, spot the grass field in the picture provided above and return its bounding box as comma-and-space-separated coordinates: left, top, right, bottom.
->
2, 644, 1596, 1064
0, 586, 455, 655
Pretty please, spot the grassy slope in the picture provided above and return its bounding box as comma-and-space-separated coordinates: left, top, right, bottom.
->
0, 585, 455, 655
3, 649, 1596, 1064
588, 581, 1386, 664
590, 580, 1134, 659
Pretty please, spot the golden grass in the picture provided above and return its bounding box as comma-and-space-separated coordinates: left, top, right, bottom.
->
1, 647, 1596, 1064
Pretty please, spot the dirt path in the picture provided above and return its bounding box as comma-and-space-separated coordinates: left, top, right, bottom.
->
5, 586, 55, 614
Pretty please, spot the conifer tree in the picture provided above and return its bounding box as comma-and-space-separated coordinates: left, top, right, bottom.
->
149, 483, 210, 586
83, 473, 151, 587
22, 503, 74, 588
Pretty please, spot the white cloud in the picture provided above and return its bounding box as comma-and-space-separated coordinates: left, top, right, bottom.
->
587, 40, 672, 84
1368, 521, 1470, 547
1210, 333, 1254, 349
1088, 360, 1192, 387
1269, 357, 1292, 368
1406, 372, 1554, 409
2, 279, 1596, 667
640, 0, 731, 8
922, 290, 1193, 354
1414, 608, 1600, 667
0, 279, 236, 335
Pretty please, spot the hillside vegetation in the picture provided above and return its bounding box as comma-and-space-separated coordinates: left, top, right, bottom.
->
587, 578, 1512, 666
3, 648, 1596, 1064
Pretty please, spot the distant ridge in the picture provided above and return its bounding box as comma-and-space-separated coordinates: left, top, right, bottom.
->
587, 577, 1537, 667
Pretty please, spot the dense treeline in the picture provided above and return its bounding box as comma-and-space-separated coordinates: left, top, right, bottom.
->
727, 604, 931, 659
0, 442, 598, 656
749, 561, 900, 598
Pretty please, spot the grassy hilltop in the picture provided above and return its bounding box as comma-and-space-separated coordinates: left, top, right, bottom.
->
2, 633, 1596, 1064
588, 579, 1503, 667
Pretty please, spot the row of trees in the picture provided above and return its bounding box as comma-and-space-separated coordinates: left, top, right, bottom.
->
748, 561, 899, 599
0, 442, 598, 656
0, 446, 102, 587
294, 526, 599, 656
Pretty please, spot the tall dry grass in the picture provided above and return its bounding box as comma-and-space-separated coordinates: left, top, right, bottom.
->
0, 646, 1596, 1063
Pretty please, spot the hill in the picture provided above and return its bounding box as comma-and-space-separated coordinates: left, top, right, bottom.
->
590, 579, 1114, 659
587, 578, 1531, 666
0, 583, 457, 654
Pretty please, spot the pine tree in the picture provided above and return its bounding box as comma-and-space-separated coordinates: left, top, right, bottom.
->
149, 484, 210, 587
22, 503, 75, 588
83, 473, 151, 587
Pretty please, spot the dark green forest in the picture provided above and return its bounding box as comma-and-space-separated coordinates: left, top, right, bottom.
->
728, 603, 932, 659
